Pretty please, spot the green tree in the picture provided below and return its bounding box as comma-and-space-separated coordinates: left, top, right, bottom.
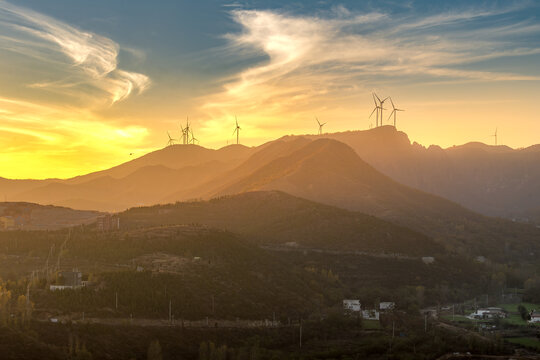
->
518, 304, 530, 321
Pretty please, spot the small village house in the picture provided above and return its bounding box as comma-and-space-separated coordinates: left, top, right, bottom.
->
343, 299, 361, 312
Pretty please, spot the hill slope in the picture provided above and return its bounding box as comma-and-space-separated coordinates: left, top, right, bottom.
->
309, 126, 540, 221
0, 202, 102, 230
201, 140, 540, 261
121, 191, 442, 257
9, 144, 253, 211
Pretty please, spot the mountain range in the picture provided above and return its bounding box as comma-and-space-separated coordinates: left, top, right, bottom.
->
2, 128, 539, 260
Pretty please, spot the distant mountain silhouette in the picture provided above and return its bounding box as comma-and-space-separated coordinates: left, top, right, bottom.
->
67, 143, 253, 184
196, 139, 539, 260
1, 129, 539, 260
309, 126, 540, 222
9, 144, 253, 211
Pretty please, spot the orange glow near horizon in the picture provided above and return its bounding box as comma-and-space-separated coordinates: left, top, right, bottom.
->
1, 2, 539, 179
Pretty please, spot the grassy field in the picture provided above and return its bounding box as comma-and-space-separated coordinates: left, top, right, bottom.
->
499, 303, 540, 313
499, 303, 540, 326
506, 337, 540, 350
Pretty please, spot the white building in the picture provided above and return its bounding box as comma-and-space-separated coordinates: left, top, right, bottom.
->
362, 309, 380, 320
343, 299, 361, 312
467, 307, 506, 320
530, 311, 540, 323
380, 302, 395, 311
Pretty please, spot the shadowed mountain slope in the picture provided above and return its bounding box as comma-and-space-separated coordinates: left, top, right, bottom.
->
121, 191, 442, 257
202, 139, 540, 261
16, 161, 231, 212
0, 202, 101, 230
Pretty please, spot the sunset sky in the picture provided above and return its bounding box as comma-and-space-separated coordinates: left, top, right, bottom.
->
1, 0, 539, 179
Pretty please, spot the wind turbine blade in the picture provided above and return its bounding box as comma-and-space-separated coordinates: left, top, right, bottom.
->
374, 93, 382, 103
232, 128, 237, 136
369, 107, 377, 118
388, 110, 395, 120
316, 117, 321, 126
235, 116, 238, 127
372, 93, 378, 106
390, 97, 395, 109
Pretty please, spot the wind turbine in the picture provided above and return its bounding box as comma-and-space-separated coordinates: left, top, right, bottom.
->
184, 116, 191, 144
190, 128, 199, 144
387, 97, 405, 129
166, 131, 176, 147
316, 117, 326, 135
232, 116, 241, 144
179, 124, 185, 144
491, 128, 498, 146
373, 93, 388, 126
369, 93, 380, 127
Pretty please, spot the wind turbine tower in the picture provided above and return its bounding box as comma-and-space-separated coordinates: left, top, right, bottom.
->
232, 116, 241, 144
180, 123, 186, 144
387, 97, 405, 129
316, 117, 326, 135
185, 117, 191, 144
492, 128, 498, 146
369, 93, 380, 127
190, 128, 199, 144
166, 131, 176, 147
373, 93, 389, 127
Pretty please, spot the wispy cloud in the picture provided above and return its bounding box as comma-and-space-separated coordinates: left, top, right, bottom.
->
200, 4, 540, 126
0, 1, 152, 178
0, 0, 150, 105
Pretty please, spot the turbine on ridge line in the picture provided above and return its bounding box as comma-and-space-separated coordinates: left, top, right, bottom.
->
373, 93, 389, 127
232, 116, 241, 144
491, 127, 498, 146
190, 128, 199, 144
166, 131, 176, 147
369, 93, 380, 127
316, 117, 326, 135
387, 97, 405, 129
180, 123, 186, 145
184, 116, 191, 144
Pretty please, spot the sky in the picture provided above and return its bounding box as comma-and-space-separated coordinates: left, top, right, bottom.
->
1, 0, 539, 179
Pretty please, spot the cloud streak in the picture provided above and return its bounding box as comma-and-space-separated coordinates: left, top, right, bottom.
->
200, 5, 540, 126
0, 0, 150, 105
